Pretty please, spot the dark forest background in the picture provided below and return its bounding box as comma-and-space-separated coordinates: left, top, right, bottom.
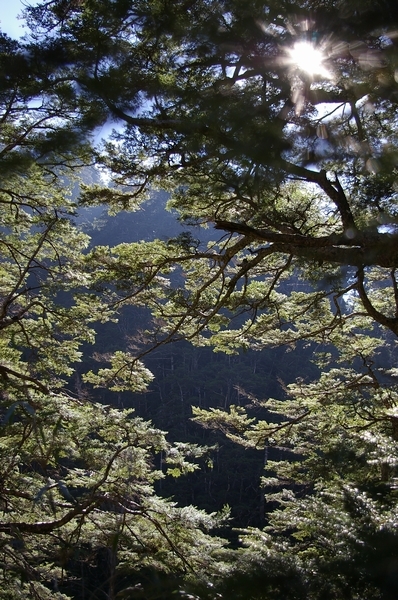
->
77, 186, 321, 530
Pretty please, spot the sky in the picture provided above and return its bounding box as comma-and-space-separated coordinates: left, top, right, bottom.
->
0, 0, 28, 37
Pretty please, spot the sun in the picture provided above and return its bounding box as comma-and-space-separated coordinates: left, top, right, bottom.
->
288, 41, 330, 78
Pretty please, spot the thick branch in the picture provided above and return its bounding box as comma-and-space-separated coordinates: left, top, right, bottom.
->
214, 221, 398, 268
101, 97, 188, 132
357, 268, 398, 335
282, 162, 358, 233
0, 364, 49, 394
0, 499, 95, 534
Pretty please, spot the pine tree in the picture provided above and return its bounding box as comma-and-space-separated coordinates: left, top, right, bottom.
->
0, 20, 228, 600
3, 1, 398, 597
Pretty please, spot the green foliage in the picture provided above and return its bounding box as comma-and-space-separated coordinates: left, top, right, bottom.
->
0, 12, 230, 597
0, 389, 229, 597
193, 323, 398, 598
3, 0, 398, 597
0, 160, 228, 595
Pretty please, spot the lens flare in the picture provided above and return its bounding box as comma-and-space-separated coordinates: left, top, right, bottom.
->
288, 41, 331, 78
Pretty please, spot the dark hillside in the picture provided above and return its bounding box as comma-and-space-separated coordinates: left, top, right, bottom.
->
79, 194, 319, 528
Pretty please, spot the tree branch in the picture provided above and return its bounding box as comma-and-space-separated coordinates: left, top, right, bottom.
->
0, 499, 95, 535
357, 268, 398, 335
282, 162, 358, 233
214, 221, 398, 268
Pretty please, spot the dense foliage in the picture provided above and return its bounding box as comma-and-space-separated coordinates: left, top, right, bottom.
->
1, 0, 398, 597
0, 19, 227, 600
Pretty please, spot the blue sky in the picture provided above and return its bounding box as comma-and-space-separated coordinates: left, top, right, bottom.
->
0, 0, 28, 37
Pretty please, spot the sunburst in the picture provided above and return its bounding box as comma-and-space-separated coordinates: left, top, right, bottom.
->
287, 41, 331, 78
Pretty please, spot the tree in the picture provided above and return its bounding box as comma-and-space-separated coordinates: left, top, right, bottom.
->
193, 323, 398, 599
19, 0, 398, 345
0, 22, 228, 600
47, 1, 398, 597
3, 1, 398, 597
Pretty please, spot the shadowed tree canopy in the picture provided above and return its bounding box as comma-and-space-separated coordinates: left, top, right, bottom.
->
20, 0, 398, 343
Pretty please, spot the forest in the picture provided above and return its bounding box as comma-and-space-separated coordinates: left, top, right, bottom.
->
1, 0, 398, 598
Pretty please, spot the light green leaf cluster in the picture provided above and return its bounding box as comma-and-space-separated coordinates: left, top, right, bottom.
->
0, 381, 229, 595
193, 318, 398, 596
165, 441, 217, 477
0, 56, 229, 597
83, 351, 154, 392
